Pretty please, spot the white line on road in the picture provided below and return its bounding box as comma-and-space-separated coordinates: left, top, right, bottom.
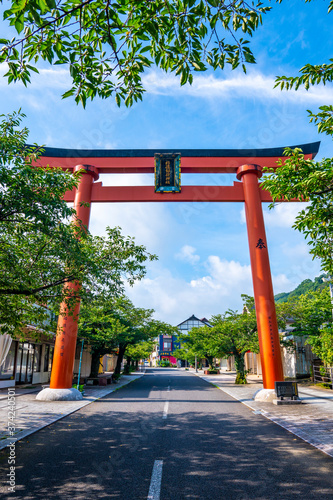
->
147, 460, 163, 500
163, 401, 169, 419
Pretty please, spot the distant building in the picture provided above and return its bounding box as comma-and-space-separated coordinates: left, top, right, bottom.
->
177, 314, 211, 333
157, 315, 211, 366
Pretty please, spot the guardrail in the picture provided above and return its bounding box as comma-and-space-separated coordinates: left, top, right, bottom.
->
313, 365, 333, 386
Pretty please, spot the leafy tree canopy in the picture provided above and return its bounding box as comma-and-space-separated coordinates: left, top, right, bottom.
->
0, 0, 271, 107
210, 306, 259, 359
276, 288, 332, 338
176, 324, 222, 370
78, 296, 126, 354
275, 287, 333, 365
309, 325, 333, 366
0, 110, 88, 334
125, 340, 155, 362
78, 294, 175, 376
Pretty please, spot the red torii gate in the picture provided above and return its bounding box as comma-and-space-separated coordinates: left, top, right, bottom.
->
35, 142, 320, 401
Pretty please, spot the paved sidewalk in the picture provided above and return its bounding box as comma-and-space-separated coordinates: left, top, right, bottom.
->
193, 369, 333, 458
0, 373, 144, 451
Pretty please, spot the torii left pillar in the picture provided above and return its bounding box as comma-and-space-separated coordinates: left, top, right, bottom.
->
37, 164, 99, 401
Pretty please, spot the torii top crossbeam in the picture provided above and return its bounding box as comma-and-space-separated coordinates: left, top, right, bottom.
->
36, 142, 320, 203
37, 142, 319, 173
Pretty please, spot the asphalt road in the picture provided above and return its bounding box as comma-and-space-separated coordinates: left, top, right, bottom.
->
0, 368, 332, 499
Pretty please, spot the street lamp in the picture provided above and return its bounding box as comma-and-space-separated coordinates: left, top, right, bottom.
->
77, 339, 84, 390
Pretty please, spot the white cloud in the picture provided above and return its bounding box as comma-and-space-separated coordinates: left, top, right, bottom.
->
98, 173, 154, 187
263, 203, 305, 228
127, 256, 255, 324
240, 203, 306, 228
194, 256, 253, 295
89, 201, 178, 257
175, 245, 200, 265
126, 249, 322, 324
0, 63, 70, 89
280, 241, 311, 259
142, 69, 332, 104
272, 273, 293, 293
2, 62, 329, 106
126, 272, 182, 319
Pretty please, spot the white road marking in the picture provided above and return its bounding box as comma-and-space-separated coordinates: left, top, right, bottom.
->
163, 401, 169, 419
147, 460, 163, 500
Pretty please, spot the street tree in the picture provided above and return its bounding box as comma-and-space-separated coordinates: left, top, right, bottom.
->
276, 289, 332, 339
74, 226, 158, 377
124, 340, 155, 371
111, 303, 176, 375
0, 110, 156, 337
0, 110, 93, 335
78, 296, 128, 378
176, 296, 259, 383
173, 347, 196, 367
176, 325, 221, 371
275, 288, 333, 366
309, 326, 333, 367
79, 294, 175, 377
0, 1, 271, 106
211, 301, 259, 384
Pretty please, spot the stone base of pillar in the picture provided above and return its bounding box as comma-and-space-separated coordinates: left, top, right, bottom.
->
36, 388, 83, 401
253, 388, 276, 402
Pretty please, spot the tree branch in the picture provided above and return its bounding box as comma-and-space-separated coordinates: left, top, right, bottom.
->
0, 273, 80, 296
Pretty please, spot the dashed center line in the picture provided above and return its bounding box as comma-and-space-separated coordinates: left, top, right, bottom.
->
147, 460, 163, 500
163, 401, 169, 419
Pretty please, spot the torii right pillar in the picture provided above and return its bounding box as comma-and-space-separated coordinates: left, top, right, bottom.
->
237, 164, 284, 398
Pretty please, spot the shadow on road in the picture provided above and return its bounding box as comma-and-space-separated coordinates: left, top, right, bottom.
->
0, 370, 332, 499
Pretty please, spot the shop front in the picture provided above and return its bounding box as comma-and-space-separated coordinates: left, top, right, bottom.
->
160, 351, 178, 365
0, 338, 55, 388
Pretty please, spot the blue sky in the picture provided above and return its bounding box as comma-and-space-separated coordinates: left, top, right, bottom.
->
1, 1, 332, 324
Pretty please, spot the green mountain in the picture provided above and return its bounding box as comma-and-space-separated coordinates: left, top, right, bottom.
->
274, 274, 329, 303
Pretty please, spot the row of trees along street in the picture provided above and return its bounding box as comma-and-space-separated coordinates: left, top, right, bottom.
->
1, 1, 333, 379
174, 287, 333, 384
78, 295, 177, 377
174, 296, 259, 384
